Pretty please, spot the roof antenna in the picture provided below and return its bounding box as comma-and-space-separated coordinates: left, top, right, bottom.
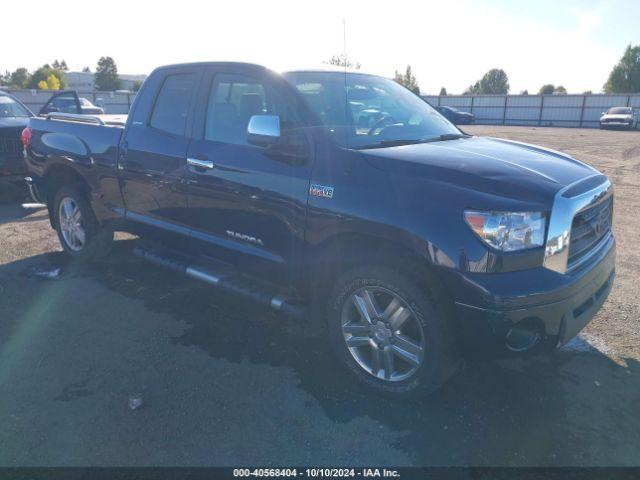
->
343, 18, 349, 148
343, 18, 347, 74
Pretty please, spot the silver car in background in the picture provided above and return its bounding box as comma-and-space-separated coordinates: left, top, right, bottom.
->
599, 107, 637, 130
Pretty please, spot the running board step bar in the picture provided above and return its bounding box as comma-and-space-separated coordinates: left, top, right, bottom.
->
133, 246, 306, 318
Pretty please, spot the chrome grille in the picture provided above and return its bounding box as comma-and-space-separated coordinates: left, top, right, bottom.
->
568, 197, 612, 266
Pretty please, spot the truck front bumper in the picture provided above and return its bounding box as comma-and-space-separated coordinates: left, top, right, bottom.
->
444, 234, 615, 357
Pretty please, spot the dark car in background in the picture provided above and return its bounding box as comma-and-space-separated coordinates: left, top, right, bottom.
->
0, 90, 33, 202
39, 90, 104, 116
599, 107, 637, 130
435, 105, 475, 125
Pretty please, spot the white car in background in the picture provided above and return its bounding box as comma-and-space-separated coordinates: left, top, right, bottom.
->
599, 107, 637, 130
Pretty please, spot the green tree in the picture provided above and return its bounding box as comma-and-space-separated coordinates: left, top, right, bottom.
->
393, 65, 420, 94
520, 89, 529, 95
439, 87, 447, 96
25, 65, 67, 89
326, 54, 361, 70
82, 66, 91, 73
0, 69, 26, 86
51, 59, 68, 70
132, 80, 143, 92
10, 68, 29, 86
538, 84, 555, 95
604, 44, 640, 93
1, 68, 29, 87
463, 82, 479, 95
480, 68, 509, 94
464, 69, 509, 94
553, 85, 567, 95
94, 56, 120, 91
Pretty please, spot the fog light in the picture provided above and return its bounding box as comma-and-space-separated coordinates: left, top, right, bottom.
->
506, 322, 541, 352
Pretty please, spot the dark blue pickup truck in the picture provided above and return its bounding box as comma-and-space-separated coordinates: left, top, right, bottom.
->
23, 62, 615, 397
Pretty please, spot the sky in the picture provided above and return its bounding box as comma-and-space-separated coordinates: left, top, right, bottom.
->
2, 0, 638, 94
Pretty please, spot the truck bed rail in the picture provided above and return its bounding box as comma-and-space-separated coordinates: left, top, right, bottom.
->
44, 112, 126, 127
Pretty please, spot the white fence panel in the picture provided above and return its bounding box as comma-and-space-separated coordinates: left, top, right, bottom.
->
428, 93, 640, 128
7, 89, 136, 115
5, 88, 639, 129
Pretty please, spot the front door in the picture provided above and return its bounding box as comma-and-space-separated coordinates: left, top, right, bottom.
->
184, 67, 313, 282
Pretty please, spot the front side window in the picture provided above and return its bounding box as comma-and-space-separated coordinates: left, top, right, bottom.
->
204, 73, 301, 145
0, 95, 30, 118
150, 73, 197, 136
283, 72, 460, 149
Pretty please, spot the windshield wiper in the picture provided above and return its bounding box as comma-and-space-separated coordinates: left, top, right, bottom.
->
434, 133, 470, 141
355, 133, 470, 150
355, 138, 428, 149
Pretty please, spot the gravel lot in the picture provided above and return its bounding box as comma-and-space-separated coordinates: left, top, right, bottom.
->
0, 126, 639, 466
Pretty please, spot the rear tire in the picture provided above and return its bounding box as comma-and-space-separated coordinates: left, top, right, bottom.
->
53, 186, 113, 261
327, 266, 460, 398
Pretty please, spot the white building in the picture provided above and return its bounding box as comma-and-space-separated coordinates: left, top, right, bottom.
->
65, 71, 147, 92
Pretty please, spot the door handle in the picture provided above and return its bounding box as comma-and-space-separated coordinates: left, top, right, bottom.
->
118, 141, 128, 170
187, 157, 215, 170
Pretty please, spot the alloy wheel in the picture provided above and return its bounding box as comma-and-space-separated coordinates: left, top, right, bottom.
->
341, 286, 425, 382
58, 197, 86, 252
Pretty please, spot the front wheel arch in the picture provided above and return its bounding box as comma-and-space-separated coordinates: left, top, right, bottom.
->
305, 233, 452, 306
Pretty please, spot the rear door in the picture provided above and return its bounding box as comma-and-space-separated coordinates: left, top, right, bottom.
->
184, 66, 313, 282
119, 67, 202, 243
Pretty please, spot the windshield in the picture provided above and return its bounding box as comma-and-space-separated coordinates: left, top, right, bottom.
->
608, 107, 632, 115
0, 95, 30, 118
283, 72, 460, 148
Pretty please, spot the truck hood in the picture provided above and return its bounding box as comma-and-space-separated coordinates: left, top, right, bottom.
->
600, 114, 632, 120
362, 136, 597, 202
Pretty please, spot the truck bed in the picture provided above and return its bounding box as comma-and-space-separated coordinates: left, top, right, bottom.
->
26, 113, 127, 220
28, 114, 125, 168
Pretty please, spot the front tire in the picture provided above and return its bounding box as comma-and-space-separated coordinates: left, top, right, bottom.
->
53, 186, 113, 261
327, 266, 460, 398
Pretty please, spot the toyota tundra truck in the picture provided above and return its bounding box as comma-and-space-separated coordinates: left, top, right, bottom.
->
22, 62, 615, 397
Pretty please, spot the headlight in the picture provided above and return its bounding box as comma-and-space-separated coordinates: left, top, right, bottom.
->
464, 210, 546, 252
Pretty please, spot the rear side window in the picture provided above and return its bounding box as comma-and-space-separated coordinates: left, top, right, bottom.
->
150, 73, 197, 136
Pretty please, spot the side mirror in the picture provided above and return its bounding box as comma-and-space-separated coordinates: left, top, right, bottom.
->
41, 106, 59, 114
247, 115, 280, 147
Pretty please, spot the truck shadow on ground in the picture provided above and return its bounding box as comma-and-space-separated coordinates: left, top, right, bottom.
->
9, 240, 640, 465
0, 203, 47, 224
